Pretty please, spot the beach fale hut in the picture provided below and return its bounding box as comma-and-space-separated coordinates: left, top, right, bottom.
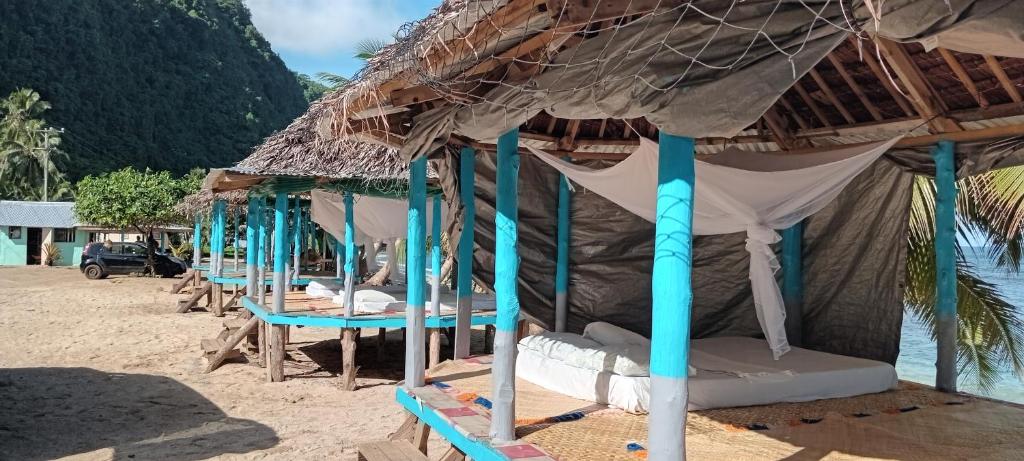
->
317, 0, 1024, 459
201, 100, 500, 388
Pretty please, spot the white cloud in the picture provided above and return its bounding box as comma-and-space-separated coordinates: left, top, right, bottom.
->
244, 0, 408, 55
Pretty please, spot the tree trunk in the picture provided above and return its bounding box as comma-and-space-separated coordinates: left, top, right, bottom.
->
365, 261, 392, 286
142, 227, 157, 277
439, 254, 455, 287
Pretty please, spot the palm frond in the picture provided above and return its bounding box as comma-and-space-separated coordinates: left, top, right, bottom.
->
354, 38, 387, 61
314, 72, 351, 90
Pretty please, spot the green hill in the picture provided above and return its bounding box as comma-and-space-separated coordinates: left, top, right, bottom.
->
0, 0, 311, 180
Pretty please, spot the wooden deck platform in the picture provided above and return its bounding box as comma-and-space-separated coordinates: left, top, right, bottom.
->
398, 357, 1024, 460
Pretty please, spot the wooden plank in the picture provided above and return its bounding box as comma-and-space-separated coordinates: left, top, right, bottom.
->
774, 95, 810, 130
809, 68, 856, 124
341, 328, 358, 391
269, 324, 286, 382
825, 53, 884, 121
875, 38, 961, 132
357, 441, 430, 461
762, 107, 795, 150
938, 48, 989, 108
176, 282, 211, 313
171, 269, 195, 294
388, 413, 420, 442
548, 0, 685, 25
984, 54, 1023, 103
413, 420, 431, 455
204, 315, 260, 372
792, 81, 832, 127
213, 283, 225, 317
200, 338, 224, 354
854, 37, 915, 117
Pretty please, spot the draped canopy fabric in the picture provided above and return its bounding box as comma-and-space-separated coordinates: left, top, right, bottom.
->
526, 137, 903, 359
310, 190, 448, 244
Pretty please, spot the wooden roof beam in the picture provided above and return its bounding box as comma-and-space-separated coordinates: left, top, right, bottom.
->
984, 55, 1023, 103
874, 38, 962, 133
852, 37, 915, 117
774, 95, 810, 130
762, 107, 796, 150
825, 53, 884, 121
808, 68, 857, 124
792, 82, 832, 127
938, 48, 989, 108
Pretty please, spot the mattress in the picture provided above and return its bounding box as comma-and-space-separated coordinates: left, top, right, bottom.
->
516, 336, 898, 413
330, 285, 497, 315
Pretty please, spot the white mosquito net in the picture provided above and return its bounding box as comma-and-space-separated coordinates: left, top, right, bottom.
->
310, 190, 447, 244
526, 136, 902, 359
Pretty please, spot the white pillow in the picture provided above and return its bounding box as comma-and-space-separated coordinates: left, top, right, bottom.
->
331, 289, 400, 313
519, 332, 651, 377
583, 322, 651, 347
306, 280, 342, 298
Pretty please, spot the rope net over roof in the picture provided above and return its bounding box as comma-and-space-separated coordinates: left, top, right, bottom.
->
318, 0, 1024, 159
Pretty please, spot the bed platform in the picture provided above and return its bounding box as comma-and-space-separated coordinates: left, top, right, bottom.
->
516, 336, 898, 413
398, 357, 1024, 461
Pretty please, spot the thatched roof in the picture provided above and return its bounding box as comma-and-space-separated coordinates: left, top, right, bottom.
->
174, 189, 249, 219
205, 99, 437, 196
319, 0, 1024, 158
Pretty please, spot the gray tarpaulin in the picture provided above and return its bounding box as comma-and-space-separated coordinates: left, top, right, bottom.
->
397, 0, 1024, 159
437, 149, 916, 364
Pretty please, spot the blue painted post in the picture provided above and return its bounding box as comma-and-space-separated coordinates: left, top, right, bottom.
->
405, 156, 428, 389
490, 128, 520, 442
211, 200, 226, 276
343, 192, 357, 317
245, 198, 259, 295
257, 199, 269, 305
781, 221, 803, 346
233, 208, 240, 271
428, 193, 444, 367
555, 166, 571, 332
649, 132, 696, 461
291, 198, 302, 285
454, 147, 476, 359
934, 140, 958, 393
192, 214, 202, 268
270, 192, 290, 382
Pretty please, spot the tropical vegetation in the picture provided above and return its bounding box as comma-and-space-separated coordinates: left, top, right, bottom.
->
907, 159, 1024, 390
0, 88, 73, 201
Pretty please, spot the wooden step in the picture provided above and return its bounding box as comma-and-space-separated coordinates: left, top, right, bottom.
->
357, 441, 429, 461
223, 317, 248, 330
200, 337, 241, 361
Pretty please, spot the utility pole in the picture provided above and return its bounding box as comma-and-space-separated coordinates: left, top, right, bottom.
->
34, 127, 64, 202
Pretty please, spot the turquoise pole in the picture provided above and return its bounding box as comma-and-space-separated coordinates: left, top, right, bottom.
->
192, 215, 202, 267
490, 128, 520, 442
781, 221, 804, 346
554, 166, 571, 332
211, 200, 226, 276
245, 198, 258, 295
272, 193, 289, 313
649, 132, 696, 461
233, 208, 240, 271
256, 198, 268, 305
454, 146, 476, 359
431, 194, 442, 317
292, 198, 302, 282
933, 140, 958, 392
405, 156, 428, 389
343, 192, 356, 317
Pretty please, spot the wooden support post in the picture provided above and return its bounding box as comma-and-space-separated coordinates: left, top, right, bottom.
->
377, 327, 387, 361
269, 192, 289, 382
257, 319, 267, 367
341, 328, 358, 390
344, 192, 357, 317
413, 420, 431, 455
405, 156, 428, 390
192, 214, 203, 268
454, 147, 476, 359
934, 140, 958, 392
213, 283, 224, 317
781, 221, 803, 347
429, 194, 443, 368
204, 314, 260, 372
490, 128, 520, 442
649, 132, 696, 461
554, 162, 571, 332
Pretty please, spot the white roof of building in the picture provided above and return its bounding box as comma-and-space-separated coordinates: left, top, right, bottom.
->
0, 201, 80, 228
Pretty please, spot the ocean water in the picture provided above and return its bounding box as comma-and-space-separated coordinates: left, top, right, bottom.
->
896, 246, 1024, 403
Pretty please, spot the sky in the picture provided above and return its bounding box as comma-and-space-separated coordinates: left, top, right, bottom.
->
244, 0, 441, 81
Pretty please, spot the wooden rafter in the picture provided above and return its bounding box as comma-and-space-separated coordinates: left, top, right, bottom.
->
809, 68, 857, 124
762, 107, 795, 150
825, 54, 883, 121
984, 55, 1023, 103
938, 48, 989, 108
792, 82, 832, 127
775, 95, 810, 130
875, 38, 961, 132
853, 37, 915, 117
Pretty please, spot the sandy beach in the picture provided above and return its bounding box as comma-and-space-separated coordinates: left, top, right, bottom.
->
0, 266, 451, 460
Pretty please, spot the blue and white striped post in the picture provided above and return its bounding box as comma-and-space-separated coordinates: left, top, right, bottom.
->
233, 208, 240, 271
405, 156, 428, 390
343, 191, 357, 317
454, 147, 476, 359
192, 214, 202, 268
554, 165, 571, 332
933, 140, 958, 393
781, 221, 803, 346
272, 193, 289, 314
291, 198, 302, 286
245, 197, 259, 296
490, 128, 521, 442
428, 193, 444, 367
649, 132, 696, 461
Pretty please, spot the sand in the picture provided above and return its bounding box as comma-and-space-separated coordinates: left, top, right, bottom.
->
0, 266, 453, 460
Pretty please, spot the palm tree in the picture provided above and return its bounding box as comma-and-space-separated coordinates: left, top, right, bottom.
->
315, 38, 389, 90
906, 150, 1024, 390
0, 88, 71, 200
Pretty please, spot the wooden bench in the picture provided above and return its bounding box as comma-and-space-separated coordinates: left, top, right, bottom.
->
356, 441, 429, 461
